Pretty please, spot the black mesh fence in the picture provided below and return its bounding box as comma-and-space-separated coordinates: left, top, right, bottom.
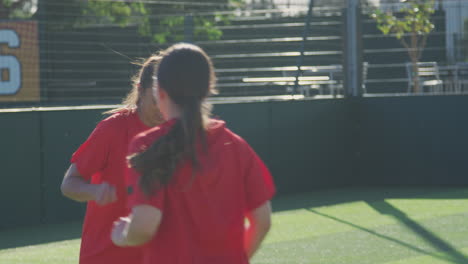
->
0, 0, 467, 105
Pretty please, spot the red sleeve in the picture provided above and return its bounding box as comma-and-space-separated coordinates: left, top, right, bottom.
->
126, 133, 166, 211
70, 118, 114, 181
243, 143, 276, 212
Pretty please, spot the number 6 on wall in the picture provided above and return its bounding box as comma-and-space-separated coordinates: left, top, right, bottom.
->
0, 29, 21, 95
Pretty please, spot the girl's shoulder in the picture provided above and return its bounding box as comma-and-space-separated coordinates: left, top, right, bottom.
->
100, 109, 132, 124
86, 111, 130, 138
207, 118, 250, 149
130, 119, 177, 151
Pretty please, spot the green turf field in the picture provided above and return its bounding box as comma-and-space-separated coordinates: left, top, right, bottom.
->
1, 187, 468, 264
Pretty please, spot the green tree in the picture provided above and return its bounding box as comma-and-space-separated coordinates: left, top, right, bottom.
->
0, 0, 35, 19
141, 1, 241, 44
3, 0, 244, 44
371, 0, 435, 93
59, 0, 244, 43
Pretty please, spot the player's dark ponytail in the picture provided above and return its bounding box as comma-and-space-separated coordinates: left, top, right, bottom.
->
128, 43, 216, 195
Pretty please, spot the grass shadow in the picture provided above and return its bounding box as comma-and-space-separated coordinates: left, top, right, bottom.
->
366, 200, 468, 264
273, 186, 468, 213
306, 208, 466, 263
2, 186, 468, 251
0, 221, 82, 250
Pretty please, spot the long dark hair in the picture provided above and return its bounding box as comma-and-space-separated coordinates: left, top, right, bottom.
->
104, 55, 162, 114
128, 43, 217, 195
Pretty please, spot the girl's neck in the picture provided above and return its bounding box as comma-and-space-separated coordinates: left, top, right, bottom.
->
137, 107, 160, 127
165, 104, 182, 120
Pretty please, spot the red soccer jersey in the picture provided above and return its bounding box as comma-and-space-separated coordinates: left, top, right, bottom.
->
127, 119, 276, 264
71, 110, 150, 264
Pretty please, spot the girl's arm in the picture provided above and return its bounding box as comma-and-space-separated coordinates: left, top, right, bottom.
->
112, 205, 162, 247
244, 201, 272, 259
61, 163, 116, 205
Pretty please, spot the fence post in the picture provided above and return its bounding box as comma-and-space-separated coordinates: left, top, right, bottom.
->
344, 0, 363, 97
37, 0, 47, 102
293, 0, 314, 95
184, 14, 194, 43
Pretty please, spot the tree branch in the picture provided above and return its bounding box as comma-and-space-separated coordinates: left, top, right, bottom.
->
400, 37, 410, 50
417, 34, 429, 60
400, 37, 415, 61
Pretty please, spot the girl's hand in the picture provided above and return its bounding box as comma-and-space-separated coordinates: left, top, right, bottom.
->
94, 182, 117, 206
111, 217, 131, 247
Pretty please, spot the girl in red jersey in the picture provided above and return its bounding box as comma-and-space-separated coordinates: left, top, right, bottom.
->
60, 55, 164, 264
111, 43, 275, 264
